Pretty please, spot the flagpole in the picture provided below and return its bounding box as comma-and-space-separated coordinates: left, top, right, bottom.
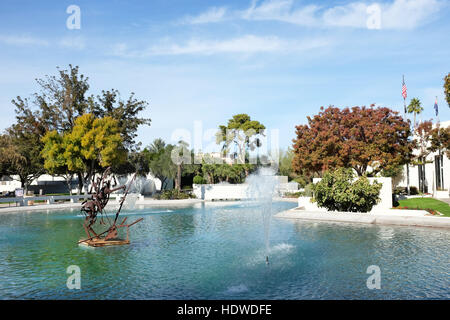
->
403, 75, 407, 118
435, 96, 442, 190
403, 74, 410, 196
436, 96, 440, 128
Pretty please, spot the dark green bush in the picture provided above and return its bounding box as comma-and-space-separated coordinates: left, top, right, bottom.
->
392, 194, 399, 207
312, 168, 382, 213
193, 175, 206, 184
283, 191, 303, 198
409, 186, 419, 195
156, 189, 196, 200
394, 186, 419, 195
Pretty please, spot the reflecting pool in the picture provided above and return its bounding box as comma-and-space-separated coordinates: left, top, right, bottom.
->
0, 201, 449, 299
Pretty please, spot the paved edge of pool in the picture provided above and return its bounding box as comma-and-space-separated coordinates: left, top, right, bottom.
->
275, 208, 450, 229
0, 199, 205, 214
0, 197, 298, 214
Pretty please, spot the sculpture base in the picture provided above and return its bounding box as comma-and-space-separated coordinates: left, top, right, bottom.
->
79, 238, 130, 247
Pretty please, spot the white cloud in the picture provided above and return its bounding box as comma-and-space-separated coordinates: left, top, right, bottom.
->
322, 2, 368, 28
242, 0, 320, 26
381, 0, 442, 29
59, 36, 86, 50
0, 34, 88, 50
0, 35, 49, 46
112, 35, 330, 57
183, 0, 443, 29
182, 6, 228, 24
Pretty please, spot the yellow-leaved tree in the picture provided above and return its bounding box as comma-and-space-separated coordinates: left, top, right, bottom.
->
42, 114, 126, 194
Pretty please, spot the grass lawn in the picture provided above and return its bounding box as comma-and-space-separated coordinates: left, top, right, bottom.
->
398, 198, 450, 217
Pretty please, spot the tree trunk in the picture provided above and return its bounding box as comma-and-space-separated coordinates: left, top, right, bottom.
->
20, 176, 28, 195
159, 176, 167, 191
82, 173, 91, 196
65, 174, 73, 196
406, 164, 410, 195
77, 172, 83, 195
176, 164, 182, 191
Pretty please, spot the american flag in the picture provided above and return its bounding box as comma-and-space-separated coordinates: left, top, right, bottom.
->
402, 76, 407, 100
434, 97, 438, 116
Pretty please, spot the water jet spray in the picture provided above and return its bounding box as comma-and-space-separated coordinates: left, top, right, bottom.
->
245, 168, 279, 265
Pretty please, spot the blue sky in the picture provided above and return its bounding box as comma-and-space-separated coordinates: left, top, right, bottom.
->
0, 0, 449, 151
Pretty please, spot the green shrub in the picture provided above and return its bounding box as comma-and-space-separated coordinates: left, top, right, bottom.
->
394, 186, 419, 195
283, 183, 315, 198
283, 191, 303, 198
409, 186, 419, 195
193, 175, 206, 184
156, 189, 196, 200
312, 168, 382, 213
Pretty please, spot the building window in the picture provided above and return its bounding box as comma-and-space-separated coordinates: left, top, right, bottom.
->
435, 154, 444, 190
418, 164, 427, 193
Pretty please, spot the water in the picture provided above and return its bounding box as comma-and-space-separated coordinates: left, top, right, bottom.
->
245, 167, 279, 264
0, 201, 449, 299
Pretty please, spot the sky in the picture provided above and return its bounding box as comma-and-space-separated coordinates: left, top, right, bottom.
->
0, 0, 449, 152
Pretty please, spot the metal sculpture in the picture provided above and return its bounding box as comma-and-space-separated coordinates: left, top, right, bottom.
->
78, 167, 143, 247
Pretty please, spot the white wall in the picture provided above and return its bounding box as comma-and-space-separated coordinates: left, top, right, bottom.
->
193, 184, 249, 200
0, 179, 22, 193
192, 175, 295, 200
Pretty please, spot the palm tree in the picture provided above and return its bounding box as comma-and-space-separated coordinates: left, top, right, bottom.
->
407, 98, 423, 130
148, 138, 166, 154
174, 140, 189, 191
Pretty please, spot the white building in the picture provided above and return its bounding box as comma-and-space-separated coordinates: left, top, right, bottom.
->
398, 120, 450, 198
0, 172, 171, 196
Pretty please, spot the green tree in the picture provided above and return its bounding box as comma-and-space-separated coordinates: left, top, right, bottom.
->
92, 89, 151, 152
144, 139, 176, 190
12, 65, 151, 186
12, 65, 91, 133
41, 130, 75, 194
200, 161, 251, 184
63, 114, 127, 193
278, 148, 304, 182
0, 134, 22, 178
171, 140, 191, 191
216, 114, 265, 170
407, 98, 423, 130
5, 107, 47, 192
381, 165, 404, 190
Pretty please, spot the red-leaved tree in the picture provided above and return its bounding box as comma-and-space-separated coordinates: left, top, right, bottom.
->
292, 105, 414, 177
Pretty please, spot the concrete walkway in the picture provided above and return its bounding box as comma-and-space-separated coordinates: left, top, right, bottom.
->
0, 198, 205, 214
275, 208, 450, 229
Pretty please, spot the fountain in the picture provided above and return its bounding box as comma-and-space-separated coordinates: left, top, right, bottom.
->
245, 167, 279, 264
115, 175, 149, 210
